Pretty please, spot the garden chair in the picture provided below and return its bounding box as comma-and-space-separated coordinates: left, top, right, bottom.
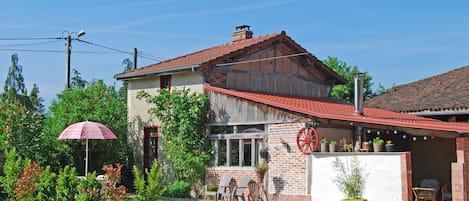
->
215, 174, 233, 201
412, 178, 440, 201
231, 176, 251, 201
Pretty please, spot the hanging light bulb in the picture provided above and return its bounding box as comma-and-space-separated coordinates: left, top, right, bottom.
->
412, 137, 417, 141
377, 131, 381, 135
423, 136, 428, 141
403, 134, 407, 139
386, 130, 390, 135
367, 130, 371, 134
394, 130, 398, 135
431, 134, 436, 140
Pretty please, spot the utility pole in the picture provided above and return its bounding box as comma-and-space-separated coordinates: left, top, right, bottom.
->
65, 35, 71, 89
63, 30, 86, 89
133, 48, 137, 70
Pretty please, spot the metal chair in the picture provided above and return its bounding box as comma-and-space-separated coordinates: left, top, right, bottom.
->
231, 176, 251, 201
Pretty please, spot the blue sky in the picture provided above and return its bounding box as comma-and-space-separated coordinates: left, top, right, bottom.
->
1, 0, 468, 107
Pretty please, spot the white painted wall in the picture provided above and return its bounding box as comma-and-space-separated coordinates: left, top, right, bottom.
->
311, 153, 403, 201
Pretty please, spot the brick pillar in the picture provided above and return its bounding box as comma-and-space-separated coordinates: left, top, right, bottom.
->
451, 137, 469, 201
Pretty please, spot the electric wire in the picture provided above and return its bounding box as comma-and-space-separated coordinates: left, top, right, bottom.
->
77, 39, 132, 55
0, 39, 62, 47
215, 52, 311, 67
0, 37, 63, 40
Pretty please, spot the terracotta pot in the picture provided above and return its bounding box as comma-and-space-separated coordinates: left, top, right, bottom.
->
362, 142, 370, 151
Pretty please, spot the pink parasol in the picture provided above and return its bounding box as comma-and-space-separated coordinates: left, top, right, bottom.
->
58, 121, 117, 176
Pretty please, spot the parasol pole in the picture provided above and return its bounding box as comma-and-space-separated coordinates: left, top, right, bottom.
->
85, 138, 88, 177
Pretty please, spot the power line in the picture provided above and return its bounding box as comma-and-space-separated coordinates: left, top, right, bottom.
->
0, 37, 62, 40
77, 39, 132, 55
0, 48, 125, 54
215, 52, 311, 67
0, 39, 62, 47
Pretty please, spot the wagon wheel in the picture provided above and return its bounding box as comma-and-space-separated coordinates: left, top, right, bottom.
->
296, 127, 319, 154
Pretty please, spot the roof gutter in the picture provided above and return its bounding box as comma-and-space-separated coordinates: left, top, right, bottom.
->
115, 64, 200, 80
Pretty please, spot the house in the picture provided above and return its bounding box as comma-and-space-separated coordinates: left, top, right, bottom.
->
115, 26, 469, 201
366, 66, 469, 122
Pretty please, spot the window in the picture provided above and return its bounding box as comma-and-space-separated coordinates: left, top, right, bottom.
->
209, 124, 265, 167
160, 75, 171, 89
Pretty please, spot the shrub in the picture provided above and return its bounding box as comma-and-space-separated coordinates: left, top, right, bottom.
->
14, 161, 43, 200
133, 161, 165, 201
0, 148, 25, 200
56, 165, 79, 201
164, 181, 190, 198
75, 172, 101, 201
102, 163, 126, 201
36, 166, 57, 201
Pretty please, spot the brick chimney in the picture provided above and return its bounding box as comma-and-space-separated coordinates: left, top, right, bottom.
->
232, 25, 253, 42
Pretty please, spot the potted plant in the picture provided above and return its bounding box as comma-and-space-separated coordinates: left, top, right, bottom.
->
320, 136, 328, 152
385, 140, 394, 152
372, 137, 384, 152
329, 140, 337, 153
333, 157, 368, 201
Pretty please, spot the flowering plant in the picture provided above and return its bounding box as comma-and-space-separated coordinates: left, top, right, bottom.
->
320, 136, 328, 144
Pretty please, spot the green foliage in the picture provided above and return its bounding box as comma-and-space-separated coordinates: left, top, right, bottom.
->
333, 157, 367, 199
75, 172, 101, 201
56, 166, 79, 201
330, 140, 337, 145
372, 137, 384, 145
36, 166, 57, 201
45, 80, 129, 174
322, 56, 375, 103
0, 148, 25, 200
2, 54, 27, 105
164, 181, 190, 198
133, 161, 166, 201
137, 87, 210, 182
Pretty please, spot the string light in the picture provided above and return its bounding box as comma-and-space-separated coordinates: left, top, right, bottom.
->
412, 137, 417, 141
423, 136, 428, 141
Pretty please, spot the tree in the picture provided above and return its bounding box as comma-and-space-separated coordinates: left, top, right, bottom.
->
138, 88, 211, 182
44, 79, 129, 174
118, 58, 133, 100
322, 56, 375, 103
0, 54, 45, 162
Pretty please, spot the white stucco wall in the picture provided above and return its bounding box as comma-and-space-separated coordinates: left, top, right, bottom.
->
311, 153, 403, 201
126, 71, 204, 166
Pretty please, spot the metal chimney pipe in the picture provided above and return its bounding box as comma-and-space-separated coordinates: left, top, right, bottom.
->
354, 72, 365, 115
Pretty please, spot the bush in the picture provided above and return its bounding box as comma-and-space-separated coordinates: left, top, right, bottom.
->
75, 172, 101, 201
164, 181, 190, 198
36, 166, 57, 201
56, 165, 79, 201
133, 161, 165, 201
333, 157, 368, 199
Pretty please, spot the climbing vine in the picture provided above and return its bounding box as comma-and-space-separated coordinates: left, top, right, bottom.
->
138, 87, 210, 182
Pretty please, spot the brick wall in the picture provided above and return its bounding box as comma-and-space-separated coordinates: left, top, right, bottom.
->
451, 137, 469, 201
268, 122, 311, 201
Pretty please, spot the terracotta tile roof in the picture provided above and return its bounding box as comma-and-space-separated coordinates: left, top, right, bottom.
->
115, 32, 286, 79
365, 66, 469, 112
114, 31, 344, 83
205, 85, 469, 134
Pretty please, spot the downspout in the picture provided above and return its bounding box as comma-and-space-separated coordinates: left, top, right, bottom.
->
353, 72, 365, 116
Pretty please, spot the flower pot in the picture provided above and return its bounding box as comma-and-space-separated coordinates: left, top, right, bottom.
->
329, 144, 336, 152
361, 142, 370, 152
373, 143, 383, 152
342, 198, 368, 201
385, 144, 395, 152
321, 143, 328, 152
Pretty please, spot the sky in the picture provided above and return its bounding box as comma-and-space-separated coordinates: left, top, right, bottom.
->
1, 0, 468, 107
